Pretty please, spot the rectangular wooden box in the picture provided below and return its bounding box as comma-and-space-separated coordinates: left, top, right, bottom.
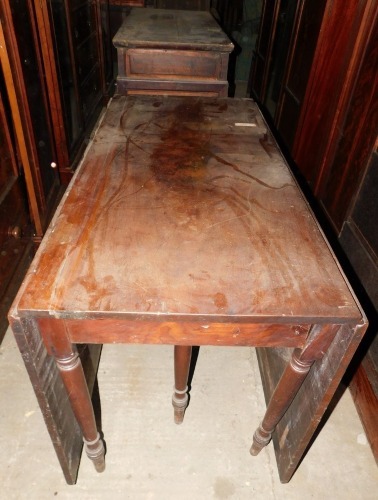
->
113, 9, 234, 96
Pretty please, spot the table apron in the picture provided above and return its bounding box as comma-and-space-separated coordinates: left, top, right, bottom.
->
35, 318, 314, 348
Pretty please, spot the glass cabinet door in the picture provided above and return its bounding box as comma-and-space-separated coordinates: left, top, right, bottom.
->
49, 0, 83, 153
263, 0, 297, 118
3, 0, 60, 216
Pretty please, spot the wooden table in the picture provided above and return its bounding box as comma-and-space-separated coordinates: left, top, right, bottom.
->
9, 95, 367, 484
113, 9, 234, 96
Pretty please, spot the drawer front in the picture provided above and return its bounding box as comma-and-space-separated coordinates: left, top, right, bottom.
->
124, 49, 225, 81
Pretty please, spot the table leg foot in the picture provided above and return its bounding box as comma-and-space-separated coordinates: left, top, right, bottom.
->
250, 347, 314, 456
250, 424, 272, 455
173, 345, 192, 424
172, 388, 189, 424
84, 433, 106, 472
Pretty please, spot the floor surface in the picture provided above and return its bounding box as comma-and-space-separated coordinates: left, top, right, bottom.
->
0, 326, 377, 499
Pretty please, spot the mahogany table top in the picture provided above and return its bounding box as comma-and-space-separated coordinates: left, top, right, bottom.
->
15, 96, 360, 325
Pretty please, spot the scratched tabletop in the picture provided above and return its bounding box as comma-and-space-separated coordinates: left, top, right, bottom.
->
17, 96, 360, 323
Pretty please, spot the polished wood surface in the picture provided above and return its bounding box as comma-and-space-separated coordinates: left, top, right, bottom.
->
9, 96, 367, 484
113, 9, 233, 96
17, 96, 358, 321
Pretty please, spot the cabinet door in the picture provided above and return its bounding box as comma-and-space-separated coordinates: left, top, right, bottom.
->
49, 1, 102, 156
250, 0, 326, 151
0, 76, 31, 310
73, 2, 102, 121
98, 0, 114, 95
275, 0, 326, 149
292, 0, 376, 199
250, 0, 280, 103
35, 0, 110, 182
0, 0, 60, 235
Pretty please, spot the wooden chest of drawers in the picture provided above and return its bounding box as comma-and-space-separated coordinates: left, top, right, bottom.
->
113, 8, 234, 96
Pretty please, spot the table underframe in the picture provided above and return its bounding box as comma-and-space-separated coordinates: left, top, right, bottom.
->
9, 313, 366, 484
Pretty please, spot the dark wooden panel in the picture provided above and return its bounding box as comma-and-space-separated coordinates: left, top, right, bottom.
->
349, 352, 378, 464
10, 316, 102, 484
340, 221, 378, 310
257, 322, 367, 482
319, 18, 378, 231
292, 0, 375, 194
71, 2, 98, 46
249, 0, 278, 102
352, 151, 378, 261
276, 0, 326, 150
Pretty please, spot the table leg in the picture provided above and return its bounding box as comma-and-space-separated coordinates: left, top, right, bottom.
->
55, 348, 106, 472
250, 323, 341, 457
172, 345, 192, 424
250, 347, 313, 455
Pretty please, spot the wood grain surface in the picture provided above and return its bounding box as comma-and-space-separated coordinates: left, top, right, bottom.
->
15, 96, 360, 324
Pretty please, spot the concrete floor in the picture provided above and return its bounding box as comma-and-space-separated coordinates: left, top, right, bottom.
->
0, 326, 377, 499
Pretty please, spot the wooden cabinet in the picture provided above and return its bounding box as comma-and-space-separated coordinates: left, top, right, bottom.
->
250, 0, 326, 150
292, 0, 377, 221
35, 0, 114, 183
0, 1, 61, 235
250, 0, 378, 463
0, 0, 113, 339
0, 67, 33, 336
0, 2, 61, 339
250, 0, 377, 244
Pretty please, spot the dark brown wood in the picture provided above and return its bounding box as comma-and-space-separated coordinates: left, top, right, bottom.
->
0, 3, 60, 235
172, 345, 192, 424
251, 323, 339, 455
9, 95, 367, 484
256, 321, 367, 482
212, 0, 244, 35
0, 78, 34, 341
32, 0, 113, 183
349, 348, 378, 465
286, 1, 378, 460
113, 9, 233, 96
38, 317, 105, 472
64, 319, 311, 347
9, 314, 102, 484
292, 0, 377, 202
249, 0, 281, 103
317, 12, 378, 231
275, 0, 327, 150
250, 0, 327, 150
250, 0, 378, 464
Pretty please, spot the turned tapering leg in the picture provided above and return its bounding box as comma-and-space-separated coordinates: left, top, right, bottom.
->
250, 348, 313, 456
55, 349, 105, 472
172, 345, 192, 424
